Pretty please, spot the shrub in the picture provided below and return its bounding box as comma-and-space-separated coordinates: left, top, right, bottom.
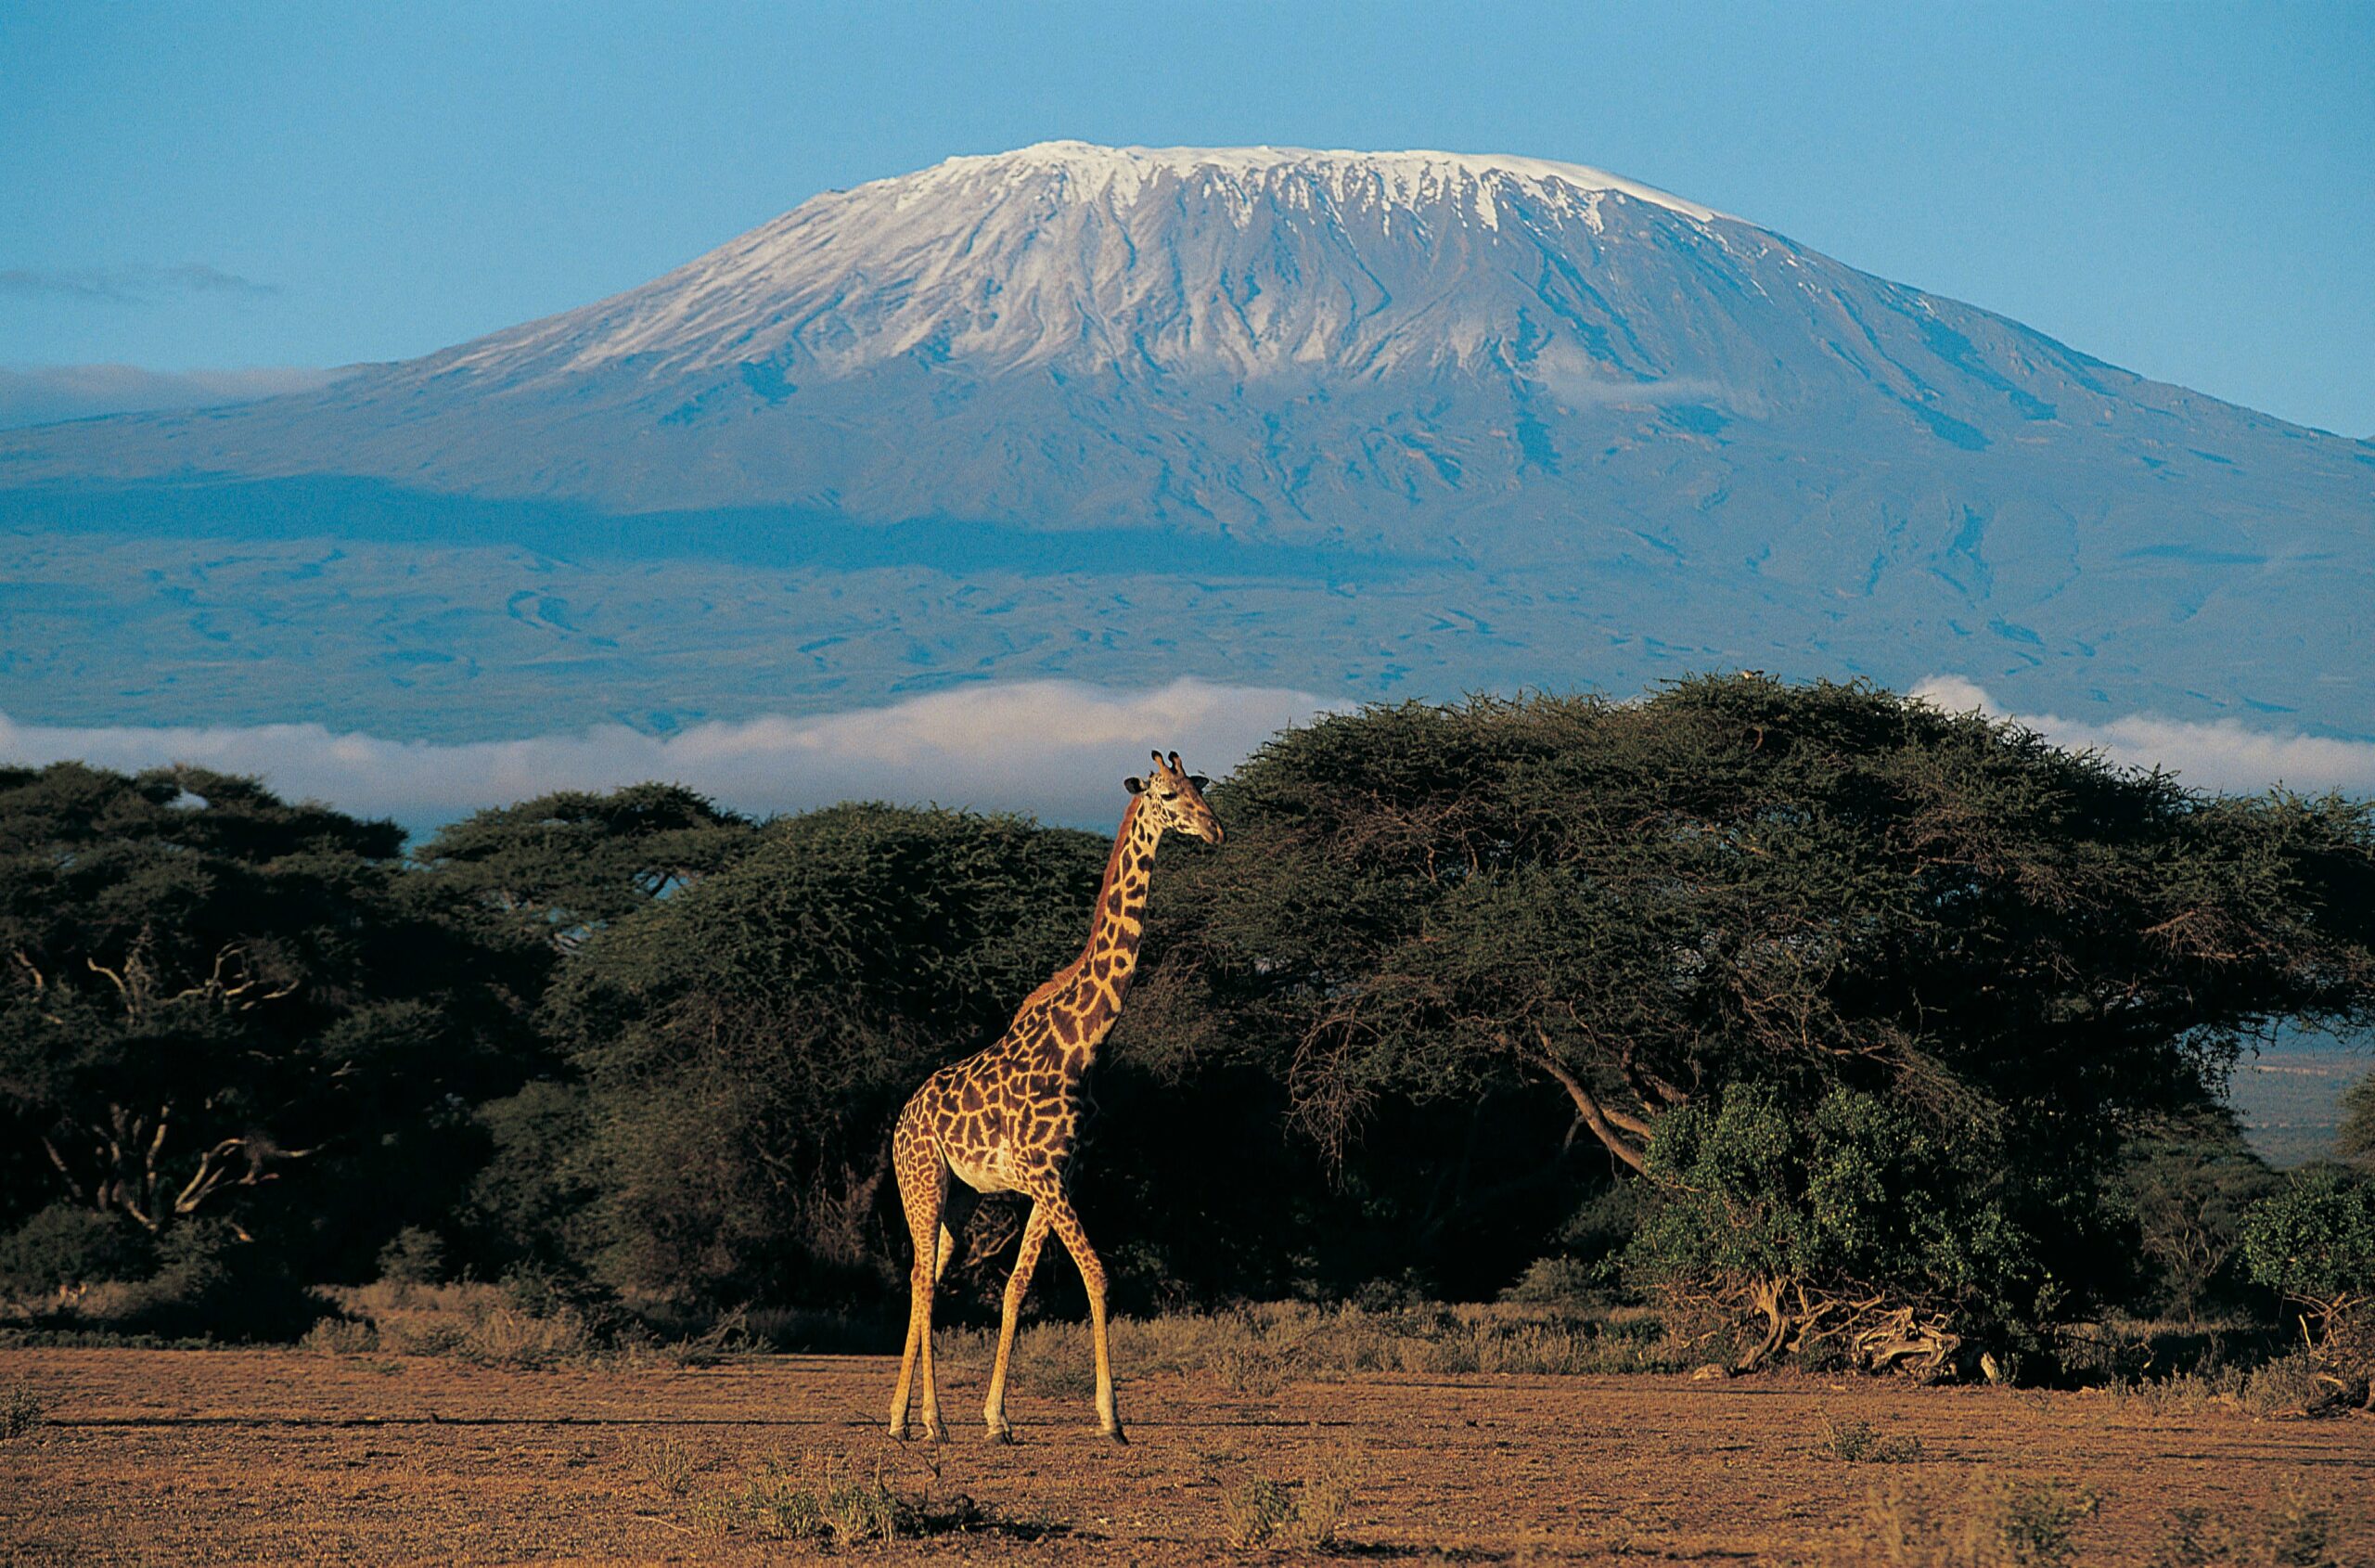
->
0, 1204, 154, 1295
2241, 1167, 2375, 1332
0, 1380, 45, 1441
1218, 1448, 1359, 1549
375, 1227, 448, 1287
1626, 1084, 2041, 1372
2240, 1166, 2375, 1406
687, 1448, 1012, 1548
1822, 1415, 1925, 1464
2149, 1488, 2359, 1568
1838, 1472, 2097, 1567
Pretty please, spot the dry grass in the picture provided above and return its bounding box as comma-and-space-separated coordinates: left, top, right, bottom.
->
0, 1378, 45, 1441
304, 1281, 608, 1368
935, 1299, 1685, 1399
684, 1445, 1058, 1550
1215, 1443, 1363, 1549
302, 1280, 768, 1371
1829, 1472, 2099, 1567
6, 1345, 2369, 1563
2145, 1487, 2369, 1568
1822, 1413, 1926, 1464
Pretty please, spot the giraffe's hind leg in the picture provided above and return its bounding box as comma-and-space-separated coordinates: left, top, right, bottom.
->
887, 1117, 950, 1442
1043, 1191, 1124, 1443
934, 1182, 980, 1283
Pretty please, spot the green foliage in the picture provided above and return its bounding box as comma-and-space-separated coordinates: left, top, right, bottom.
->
0, 1203, 155, 1294
412, 783, 754, 952
2121, 1109, 2279, 1322
1141, 675, 2375, 1323
0, 762, 546, 1283
1626, 1083, 2042, 1358
456, 1079, 599, 1276
2241, 1166, 2375, 1317
546, 802, 1107, 1304
7, 678, 2374, 1343
375, 1226, 448, 1286
2338, 1069, 2375, 1173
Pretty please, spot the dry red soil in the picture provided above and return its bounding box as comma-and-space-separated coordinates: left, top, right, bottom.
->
3, 1346, 2369, 1563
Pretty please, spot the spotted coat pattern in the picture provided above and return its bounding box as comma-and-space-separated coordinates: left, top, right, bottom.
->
887, 751, 1221, 1444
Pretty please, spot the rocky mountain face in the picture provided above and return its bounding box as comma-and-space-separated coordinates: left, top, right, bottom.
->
2, 143, 2369, 742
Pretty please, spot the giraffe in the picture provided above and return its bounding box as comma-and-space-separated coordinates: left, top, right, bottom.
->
887, 750, 1222, 1445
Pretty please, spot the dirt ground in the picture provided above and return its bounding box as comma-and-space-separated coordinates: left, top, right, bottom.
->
3, 1346, 2369, 1563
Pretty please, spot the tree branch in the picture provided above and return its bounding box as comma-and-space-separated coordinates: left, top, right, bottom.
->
1522, 1036, 1649, 1174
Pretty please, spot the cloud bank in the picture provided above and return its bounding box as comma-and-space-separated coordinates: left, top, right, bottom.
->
1910, 675, 2375, 795
0, 263, 277, 302
0, 679, 1334, 835
0, 364, 351, 430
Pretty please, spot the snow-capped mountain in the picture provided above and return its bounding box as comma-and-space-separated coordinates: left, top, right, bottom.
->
2, 143, 2369, 744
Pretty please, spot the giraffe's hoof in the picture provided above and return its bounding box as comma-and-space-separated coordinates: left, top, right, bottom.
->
985, 1423, 1015, 1446
1100, 1423, 1129, 1446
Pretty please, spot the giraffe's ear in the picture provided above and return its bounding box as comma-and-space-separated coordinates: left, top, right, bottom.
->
1124, 776, 1147, 795
1187, 776, 1211, 793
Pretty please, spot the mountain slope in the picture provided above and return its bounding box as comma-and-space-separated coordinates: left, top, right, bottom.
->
2, 143, 2369, 742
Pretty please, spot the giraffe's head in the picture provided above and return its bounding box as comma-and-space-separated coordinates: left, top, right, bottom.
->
1125, 750, 1224, 845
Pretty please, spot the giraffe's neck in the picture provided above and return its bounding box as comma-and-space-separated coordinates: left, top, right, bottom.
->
1027, 795, 1162, 1072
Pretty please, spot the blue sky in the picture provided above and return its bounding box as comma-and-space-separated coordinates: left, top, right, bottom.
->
2, 1, 2370, 435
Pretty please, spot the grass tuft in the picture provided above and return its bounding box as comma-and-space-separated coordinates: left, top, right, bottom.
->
1217, 1444, 1362, 1549
0, 1379, 46, 1441
1832, 1471, 2096, 1567
687, 1446, 1055, 1550
1823, 1413, 1926, 1464
2147, 1486, 2364, 1568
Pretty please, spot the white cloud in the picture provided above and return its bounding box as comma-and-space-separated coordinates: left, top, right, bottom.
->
0, 364, 352, 430
1910, 675, 2375, 795
0, 263, 277, 302
0, 679, 1334, 832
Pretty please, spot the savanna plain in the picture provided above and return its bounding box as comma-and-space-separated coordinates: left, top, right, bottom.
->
5, 1334, 2368, 1565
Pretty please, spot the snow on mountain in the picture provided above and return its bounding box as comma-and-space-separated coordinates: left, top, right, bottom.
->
443, 142, 1728, 385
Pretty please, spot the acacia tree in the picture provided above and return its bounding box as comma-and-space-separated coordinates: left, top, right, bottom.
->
412, 783, 755, 951
2340, 1070, 2375, 1174
1133, 675, 2375, 1340
0, 763, 543, 1275
541, 803, 1105, 1305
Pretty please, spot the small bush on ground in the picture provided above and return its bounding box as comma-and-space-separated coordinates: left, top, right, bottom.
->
2147, 1487, 2365, 1568
1822, 1415, 1925, 1464
687, 1446, 1049, 1549
1835, 1472, 2097, 1567
1217, 1446, 1361, 1549
0, 1204, 156, 1297
375, 1227, 448, 1287
1627, 1085, 2038, 1376
2240, 1167, 2375, 1409
0, 1379, 45, 1440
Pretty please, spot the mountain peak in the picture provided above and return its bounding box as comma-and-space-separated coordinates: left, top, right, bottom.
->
892, 140, 1729, 225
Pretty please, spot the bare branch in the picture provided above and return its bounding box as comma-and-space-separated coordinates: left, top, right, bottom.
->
1522, 1036, 1649, 1174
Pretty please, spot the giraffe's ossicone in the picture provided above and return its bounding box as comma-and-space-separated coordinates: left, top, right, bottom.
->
887, 749, 1222, 1445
